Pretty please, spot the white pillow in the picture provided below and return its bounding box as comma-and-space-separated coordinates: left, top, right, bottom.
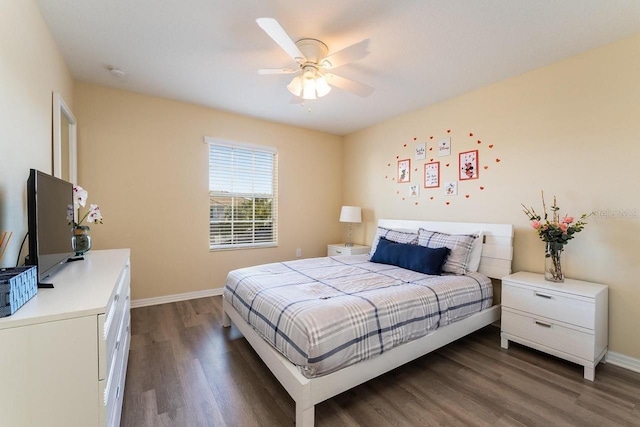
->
466, 231, 484, 272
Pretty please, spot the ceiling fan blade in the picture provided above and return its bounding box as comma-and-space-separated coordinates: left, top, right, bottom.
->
324, 73, 374, 97
322, 39, 370, 69
258, 68, 298, 75
256, 17, 305, 63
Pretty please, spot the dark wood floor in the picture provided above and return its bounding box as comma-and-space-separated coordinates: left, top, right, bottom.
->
121, 296, 640, 426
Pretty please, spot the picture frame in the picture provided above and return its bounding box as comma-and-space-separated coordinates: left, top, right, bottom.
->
414, 142, 426, 160
437, 137, 451, 157
397, 159, 411, 183
409, 184, 419, 197
424, 161, 440, 188
459, 149, 479, 180
444, 181, 458, 196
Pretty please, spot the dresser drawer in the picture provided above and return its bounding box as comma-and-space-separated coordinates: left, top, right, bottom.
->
99, 262, 131, 381
502, 282, 595, 329
103, 306, 130, 427
502, 309, 595, 361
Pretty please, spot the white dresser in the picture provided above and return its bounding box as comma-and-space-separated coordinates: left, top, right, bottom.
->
327, 243, 371, 256
0, 249, 131, 426
500, 271, 608, 381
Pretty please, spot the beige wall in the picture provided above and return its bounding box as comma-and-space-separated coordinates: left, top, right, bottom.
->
0, 0, 74, 267
74, 83, 343, 300
343, 33, 640, 358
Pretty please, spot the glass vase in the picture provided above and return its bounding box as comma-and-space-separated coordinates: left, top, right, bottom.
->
544, 242, 564, 283
72, 225, 91, 256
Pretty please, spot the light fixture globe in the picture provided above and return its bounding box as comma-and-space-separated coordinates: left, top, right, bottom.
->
301, 77, 317, 100
315, 75, 331, 97
287, 76, 303, 96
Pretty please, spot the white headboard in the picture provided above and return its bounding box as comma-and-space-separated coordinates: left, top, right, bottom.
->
377, 219, 514, 279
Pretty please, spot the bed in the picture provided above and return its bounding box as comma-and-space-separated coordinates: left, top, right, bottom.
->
222, 219, 514, 426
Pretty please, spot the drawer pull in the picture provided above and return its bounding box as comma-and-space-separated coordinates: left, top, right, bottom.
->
116, 385, 121, 400
535, 320, 552, 328
116, 340, 120, 351
534, 292, 552, 299
114, 294, 119, 302
335, 250, 342, 254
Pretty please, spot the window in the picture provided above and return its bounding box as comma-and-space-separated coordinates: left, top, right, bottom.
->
207, 137, 278, 249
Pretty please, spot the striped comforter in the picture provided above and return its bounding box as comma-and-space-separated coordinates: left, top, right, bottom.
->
223, 254, 492, 378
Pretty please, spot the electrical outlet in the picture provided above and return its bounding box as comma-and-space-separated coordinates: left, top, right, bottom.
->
296, 248, 302, 258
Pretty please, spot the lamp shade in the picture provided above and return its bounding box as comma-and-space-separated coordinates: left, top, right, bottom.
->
339, 206, 362, 223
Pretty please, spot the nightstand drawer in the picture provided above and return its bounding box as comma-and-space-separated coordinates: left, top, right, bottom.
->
327, 244, 370, 257
328, 246, 348, 256
502, 309, 595, 360
502, 282, 594, 329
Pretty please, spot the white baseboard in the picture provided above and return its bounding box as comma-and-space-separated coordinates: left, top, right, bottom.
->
131, 287, 223, 308
607, 351, 640, 374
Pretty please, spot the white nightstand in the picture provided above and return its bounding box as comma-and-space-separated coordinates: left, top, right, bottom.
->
500, 271, 608, 381
327, 243, 370, 257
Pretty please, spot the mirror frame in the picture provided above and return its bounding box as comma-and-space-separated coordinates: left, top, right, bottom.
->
52, 92, 77, 184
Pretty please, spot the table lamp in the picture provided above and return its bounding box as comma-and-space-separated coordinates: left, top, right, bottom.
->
339, 206, 362, 247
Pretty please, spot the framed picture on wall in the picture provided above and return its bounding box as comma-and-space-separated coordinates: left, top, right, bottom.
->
409, 184, 419, 197
415, 143, 426, 160
444, 181, 458, 196
438, 137, 451, 157
459, 150, 479, 180
398, 159, 411, 183
424, 161, 440, 188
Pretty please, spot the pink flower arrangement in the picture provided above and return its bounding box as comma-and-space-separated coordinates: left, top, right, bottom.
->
522, 192, 592, 281
522, 192, 591, 248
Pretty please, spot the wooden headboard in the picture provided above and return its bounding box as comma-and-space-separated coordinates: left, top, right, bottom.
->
376, 219, 514, 279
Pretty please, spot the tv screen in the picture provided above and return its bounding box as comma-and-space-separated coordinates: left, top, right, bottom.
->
27, 169, 75, 283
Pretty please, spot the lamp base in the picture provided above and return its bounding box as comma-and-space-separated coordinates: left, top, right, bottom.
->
345, 242, 354, 247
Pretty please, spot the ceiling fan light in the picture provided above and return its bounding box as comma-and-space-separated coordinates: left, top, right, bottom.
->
301, 77, 317, 100
315, 76, 331, 97
287, 76, 302, 96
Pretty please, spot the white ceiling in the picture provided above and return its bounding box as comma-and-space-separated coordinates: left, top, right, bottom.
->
35, 1, 640, 136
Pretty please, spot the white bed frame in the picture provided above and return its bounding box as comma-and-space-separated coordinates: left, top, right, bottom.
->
222, 219, 514, 426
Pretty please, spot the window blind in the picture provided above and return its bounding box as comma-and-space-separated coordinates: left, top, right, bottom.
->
207, 138, 278, 249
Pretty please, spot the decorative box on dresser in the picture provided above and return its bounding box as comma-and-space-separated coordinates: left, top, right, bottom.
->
0, 249, 131, 427
500, 271, 608, 381
327, 243, 371, 256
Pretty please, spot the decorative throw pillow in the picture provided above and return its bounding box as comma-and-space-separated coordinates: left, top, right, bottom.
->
417, 228, 479, 275
370, 237, 450, 275
368, 226, 419, 260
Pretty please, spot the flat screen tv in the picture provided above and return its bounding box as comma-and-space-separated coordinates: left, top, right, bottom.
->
27, 169, 75, 284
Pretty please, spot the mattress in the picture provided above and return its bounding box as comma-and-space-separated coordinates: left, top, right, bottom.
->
223, 254, 492, 378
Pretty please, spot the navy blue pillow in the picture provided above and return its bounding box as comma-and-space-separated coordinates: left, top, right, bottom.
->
370, 237, 450, 275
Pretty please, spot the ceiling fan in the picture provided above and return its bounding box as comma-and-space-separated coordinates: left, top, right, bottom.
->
256, 17, 374, 100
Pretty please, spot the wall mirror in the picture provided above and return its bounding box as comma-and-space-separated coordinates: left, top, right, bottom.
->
52, 92, 77, 184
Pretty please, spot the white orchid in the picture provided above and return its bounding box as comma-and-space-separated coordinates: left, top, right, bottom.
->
73, 186, 88, 209
86, 204, 103, 224
69, 186, 104, 227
